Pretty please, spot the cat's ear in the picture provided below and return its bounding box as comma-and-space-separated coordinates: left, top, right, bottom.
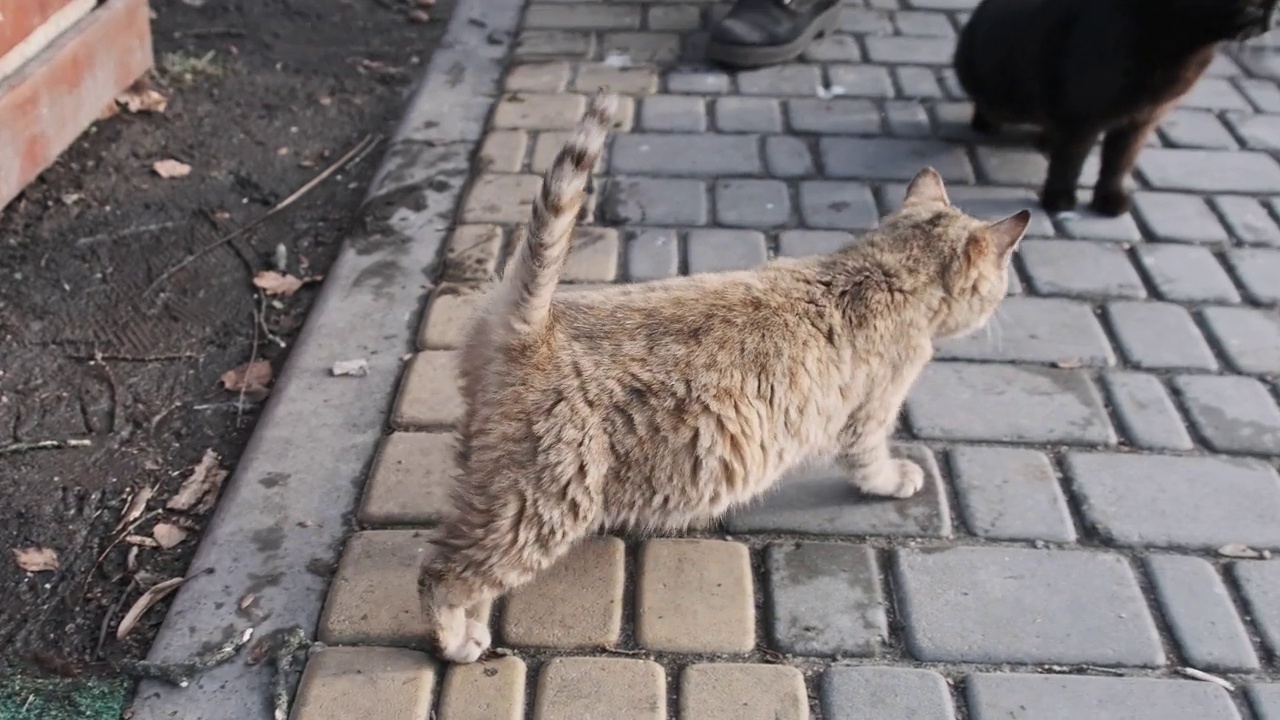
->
986, 209, 1032, 263
903, 167, 950, 207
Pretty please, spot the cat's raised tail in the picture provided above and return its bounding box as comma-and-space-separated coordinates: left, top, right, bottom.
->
496, 90, 618, 338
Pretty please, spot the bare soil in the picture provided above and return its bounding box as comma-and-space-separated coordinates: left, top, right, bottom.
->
0, 0, 453, 678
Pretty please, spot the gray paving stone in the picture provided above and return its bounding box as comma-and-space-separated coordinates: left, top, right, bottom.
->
1145, 555, 1259, 671
765, 136, 816, 178
524, 3, 641, 29
777, 230, 856, 258
936, 297, 1116, 367
610, 133, 762, 176
894, 66, 943, 99
937, 66, 967, 99
626, 229, 679, 282
826, 65, 895, 97
1066, 452, 1280, 549
737, 64, 822, 96
966, 674, 1239, 720
1206, 52, 1242, 76
725, 445, 952, 537
1201, 306, 1280, 374
1138, 148, 1280, 193
1175, 374, 1280, 454
639, 95, 707, 132
1103, 371, 1194, 451
821, 137, 974, 182
798, 181, 880, 230
715, 179, 790, 228
883, 100, 931, 137
666, 70, 731, 95
948, 446, 1076, 542
838, 7, 895, 33
1224, 112, 1280, 150
1135, 244, 1242, 304
864, 35, 954, 64
907, 0, 980, 8
1020, 240, 1146, 299
1235, 561, 1280, 659
1216, 196, 1280, 246
788, 99, 882, 135
802, 34, 864, 63
713, 97, 782, 133
894, 9, 955, 36
1159, 109, 1239, 149
1055, 211, 1145, 242
1106, 301, 1218, 371
972, 146, 1045, 187
600, 32, 680, 64
1225, 248, 1280, 304
1249, 685, 1280, 720
646, 5, 701, 30
1240, 78, 1280, 112
878, 184, 1054, 235
686, 229, 767, 274
1132, 192, 1230, 243
514, 30, 596, 59
821, 668, 955, 720
1181, 77, 1252, 110
765, 542, 887, 656
601, 177, 708, 226
895, 547, 1164, 665
907, 362, 1116, 445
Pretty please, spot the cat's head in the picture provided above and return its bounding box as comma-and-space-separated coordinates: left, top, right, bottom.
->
879, 168, 1031, 340
1157, 0, 1280, 41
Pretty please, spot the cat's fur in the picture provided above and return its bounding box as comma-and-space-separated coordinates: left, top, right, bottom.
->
954, 0, 1278, 217
418, 91, 1032, 664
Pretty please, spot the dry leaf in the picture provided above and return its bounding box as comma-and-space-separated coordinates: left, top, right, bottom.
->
245, 637, 271, 666
125, 534, 160, 548
126, 546, 140, 573
220, 359, 273, 394
152, 159, 192, 178
167, 448, 229, 514
239, 592, 257, 611
117, 577, 187, 640
12, 546, 59, 572
1218, 543, 1265, 559
116, 85, 168, 114
1054, 358, 1083, 369
152, 523, 189, 549
331, 359, 369, 377
252, 271, 305, 297
115, 486, 154, 533
408, 8, 430, 22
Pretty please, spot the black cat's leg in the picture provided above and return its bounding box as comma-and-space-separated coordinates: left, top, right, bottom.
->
1040, 129, 1098, 215
970, 105, 1001, 135
1034, 127, 1055, 153
1091, 119, 1156, 217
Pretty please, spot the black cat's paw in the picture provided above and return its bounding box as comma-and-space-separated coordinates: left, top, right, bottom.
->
1034, 132, 1053, 153
1090, 187, 1132, 217
1040, 188, 1078, 215
971, 113, 1001, 136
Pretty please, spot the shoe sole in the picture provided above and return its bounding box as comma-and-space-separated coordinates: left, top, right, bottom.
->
706, 4, 842, 69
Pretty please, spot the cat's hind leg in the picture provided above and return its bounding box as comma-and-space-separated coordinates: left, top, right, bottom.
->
1091, 119, 1157, 217
1041, 128, 1100, 214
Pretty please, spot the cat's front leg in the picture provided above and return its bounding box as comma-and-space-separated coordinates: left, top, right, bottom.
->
836, 429, 924, 499
1091, 119, 1157, 217
1040, 129, 1099, 215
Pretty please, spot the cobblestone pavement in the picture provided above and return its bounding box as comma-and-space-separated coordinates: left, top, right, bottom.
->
292, 1, 1280, 718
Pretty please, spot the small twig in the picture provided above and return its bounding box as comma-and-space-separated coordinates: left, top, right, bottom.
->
145, 134, 377, 294
82, 509, 162, 591
272, 627, 310, 720
1177, 667, 1235, 691
115, 627, 254, 687
68, 352, 198, 362
171, 27, 247, 39
344, 134, 384, 171
75, 222, 184, 247
0, 438, 91, 456
95, 580, 136, 660
238, 302, 261, 428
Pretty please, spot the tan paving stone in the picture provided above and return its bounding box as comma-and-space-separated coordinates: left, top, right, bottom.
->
418, 284, 486, 350
290, 646, 436, 720
510, 225, 618, 282
443, 224, 505, 282
494, 93, 588, 130
681, 664, 810, 720
392, 351, 462, 430
460, 174, 541, 224
636, 538, 755, 654
358, 432, 457, 525
479, 130, 528, 173
501, 537, 625, 649
439, 656, 527, 720
530, 131, 610, 174
506, 61, 572, 92
533, 657, 666, 720
573, 64, 661, 96
319, 530, 490, 646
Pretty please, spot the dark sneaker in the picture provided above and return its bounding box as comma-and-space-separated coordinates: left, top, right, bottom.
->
708, 0, 843, 69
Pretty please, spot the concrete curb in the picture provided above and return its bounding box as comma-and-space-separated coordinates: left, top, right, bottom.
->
128, 0, 523, 716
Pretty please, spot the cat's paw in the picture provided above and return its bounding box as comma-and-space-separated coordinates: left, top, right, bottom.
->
1039, 188, 1078, 215
1089, 187, 1132, 217
886, 459, 926, 499
970, 110, 1001, 136
438, 619, 491, 664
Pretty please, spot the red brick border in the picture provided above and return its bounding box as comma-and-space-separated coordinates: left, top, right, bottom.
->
0, 0, 152, 211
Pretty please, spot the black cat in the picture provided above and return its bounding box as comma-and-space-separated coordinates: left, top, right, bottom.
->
954, 0, 1278, 216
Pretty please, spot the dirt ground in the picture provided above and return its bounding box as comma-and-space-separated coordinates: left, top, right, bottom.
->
0, 0, 454, 680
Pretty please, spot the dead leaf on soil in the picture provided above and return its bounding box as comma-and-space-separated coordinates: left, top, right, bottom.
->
125, 535, 160, 548
152, 159, 192, 179
152, 523, 189, 549
253, 270, 305, 297
126, 546, 140, 573
12, 546, 59, 573
220, 359, 273, 397
116, 577, 187, 640
239, 592, 257, 611
116, 84, 169, 114
331, 359, 369, 377
245, 637, 271, 666
115, 486, 155, 533
167, 448, 229, 514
